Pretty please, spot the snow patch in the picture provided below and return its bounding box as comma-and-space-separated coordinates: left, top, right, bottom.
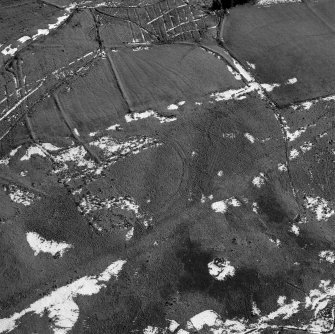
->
6, 184, 37, 206
167, 104, 178, 110
0, 158, 9, 165
278, 163, 288, 172
227, 65, 242, 80
252, 301, 261, 316
292, 101, 314, 110
20, 145, 46, 161
125, 227, 134, 241
244, 132, 256, 143
261, 83, 280, 92
187, 310, 223, 331
211, 200, 228, 213
125, 110, 176, 123
300, 101, 313, 110
48, 10, 72, 30
287, 77, 298, 84
257, 0, 301, 5
289, 148, 299, 160
78, 195, 151, 230
211, 197, 241, 213
133, 46, 149, 51
54, 146, 95, 170
17, 36, 31, 43
26, 232, 72, 257
283, 120, 307, 141
211, 85, 256, 101
168, 320, 180, 332
247, 61, 256, 69
252, 202, 259, 214
1, 45, 18, 56
305, 196, 334, 221
201, 194, 213, 204
290, 224, 300, 236
89, 135, 161, 161
300, 141, 313, 153
269, 238, 281, 247
319, 251, 335, 264
222, 132, 236, 139
232, 58, 254, 82
168, 278, 335, 333
89, 131, 99, 137
252, 172, 265, 188
208, 258, 236, 281
41, 143, 61, 151
9, 145, 21, 157
143, 326, 159, 334
32, 29, 50, 40
226, 197, 241, 207
305, 280, 335, 320
264, 297, 300, 321
106, 123, 121, 131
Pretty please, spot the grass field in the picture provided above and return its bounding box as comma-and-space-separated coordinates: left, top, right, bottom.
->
223, 1, 335, 106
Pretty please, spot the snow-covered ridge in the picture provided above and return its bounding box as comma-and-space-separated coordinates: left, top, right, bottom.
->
0, 260, 126, 334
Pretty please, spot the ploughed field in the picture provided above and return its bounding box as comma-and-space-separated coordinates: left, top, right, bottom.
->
1, 0, 335, 333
